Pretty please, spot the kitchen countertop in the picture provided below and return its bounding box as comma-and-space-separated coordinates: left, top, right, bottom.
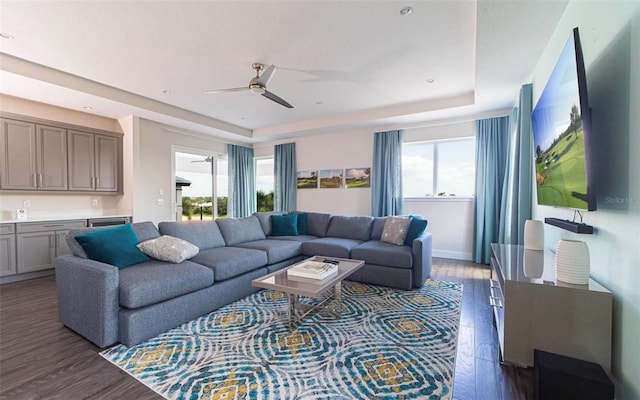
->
0, 211, 132, 224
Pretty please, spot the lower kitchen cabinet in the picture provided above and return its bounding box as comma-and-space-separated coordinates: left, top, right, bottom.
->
16, 220, 86, 274
0, 224, 17, 277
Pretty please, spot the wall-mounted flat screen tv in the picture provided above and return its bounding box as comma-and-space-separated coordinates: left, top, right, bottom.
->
532, 27, 596, 211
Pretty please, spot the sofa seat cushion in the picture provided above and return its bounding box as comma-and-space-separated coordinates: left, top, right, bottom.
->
190, 247, 267, 281
302, 237, 363, 258
351, 240, 413, 269
234, 239, 302, 264
119, 260, 214, 309
268, 234, 318, 243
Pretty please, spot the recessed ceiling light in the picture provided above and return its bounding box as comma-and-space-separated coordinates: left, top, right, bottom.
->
162, 90, 171, 94
316, 101, 323, 105
83, 106, 93, 110
426, 78, 435, 84
400, 7, 413, 16
0, 32, 15, 39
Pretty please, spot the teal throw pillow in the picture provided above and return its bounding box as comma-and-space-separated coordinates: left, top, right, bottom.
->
75, 224, 150, 268
296, 212, 308, 235
270, 214, 299, 236
404, 215, 428, 246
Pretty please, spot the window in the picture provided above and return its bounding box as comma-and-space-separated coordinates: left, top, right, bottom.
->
402, 138, 475, 197
255, 157, 274, 211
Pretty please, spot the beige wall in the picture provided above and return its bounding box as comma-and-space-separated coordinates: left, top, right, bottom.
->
0, 94, 122, 133
132, 118, 230, 225
256, 119, 478, 260
530, 2, 640, 397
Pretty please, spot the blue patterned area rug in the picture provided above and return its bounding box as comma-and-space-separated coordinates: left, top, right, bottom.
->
101, 280, 462, 400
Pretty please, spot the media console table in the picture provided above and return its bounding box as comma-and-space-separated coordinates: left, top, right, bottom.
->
490, 243, 612, 371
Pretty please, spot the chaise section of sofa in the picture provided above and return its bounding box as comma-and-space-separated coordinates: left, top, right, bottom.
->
301, 215, 374, 258
255, 212, 432, 290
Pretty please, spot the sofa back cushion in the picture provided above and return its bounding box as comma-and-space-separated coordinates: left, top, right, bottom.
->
370, 217, 387, 241
270, 214, 299, 236
216, 216, 266, 245
158, 221, 226, 250
74, 224, 150, 268
253, 211, 287, 235
404, 215, 428, 246
66, 221, 160, 259
326, 215, 374, 241
300, 212, 332, 237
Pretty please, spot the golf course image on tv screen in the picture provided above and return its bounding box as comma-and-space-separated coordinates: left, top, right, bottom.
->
532, 28, 592, 211
534, 107, 588, 209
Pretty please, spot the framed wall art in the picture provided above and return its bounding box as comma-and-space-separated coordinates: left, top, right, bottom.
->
319, 169, 343, 188
345, 168, 370, 188
297, 171, 318, 189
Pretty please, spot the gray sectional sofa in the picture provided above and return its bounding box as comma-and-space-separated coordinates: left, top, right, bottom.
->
55, 212, 432, 348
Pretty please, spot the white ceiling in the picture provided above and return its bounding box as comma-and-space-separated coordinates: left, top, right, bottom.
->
0, 1, 567, 143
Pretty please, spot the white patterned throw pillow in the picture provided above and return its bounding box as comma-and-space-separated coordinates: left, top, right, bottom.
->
136, 235, 199, 263
380, 216, 412, 245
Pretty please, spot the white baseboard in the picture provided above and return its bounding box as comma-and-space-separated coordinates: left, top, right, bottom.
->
432, 249, 474, 261
0, 269, 55, 285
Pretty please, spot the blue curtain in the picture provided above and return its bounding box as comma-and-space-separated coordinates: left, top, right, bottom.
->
474, 116, 509, 264
372, 130, 403, 217
227, 144, 255, 218
499, 84, 533, 245
274, 142, 297, 212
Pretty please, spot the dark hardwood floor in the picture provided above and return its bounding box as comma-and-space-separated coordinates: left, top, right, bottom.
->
0, 258, 532, 399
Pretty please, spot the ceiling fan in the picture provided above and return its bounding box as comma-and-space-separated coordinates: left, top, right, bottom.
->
204, 63, 293, 109
191, 156, 213, 163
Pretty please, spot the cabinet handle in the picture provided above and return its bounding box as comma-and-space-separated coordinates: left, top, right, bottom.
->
38, 173, 43, 187
95, 176, 99, 188
489, 296, 503, 308
43, 224, 64, 228
32, 173, 37, 188
90, 176, 94, 188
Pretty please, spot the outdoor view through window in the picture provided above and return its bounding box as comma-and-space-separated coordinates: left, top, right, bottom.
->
402, 139, 476, 197
175, 152, 274, 220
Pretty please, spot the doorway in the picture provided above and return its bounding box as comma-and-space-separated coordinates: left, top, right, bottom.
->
174, 151, 228, 221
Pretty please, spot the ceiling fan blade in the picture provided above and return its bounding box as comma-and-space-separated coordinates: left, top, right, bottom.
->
262, 90, 293, 108
203, 87, 248, 94
257, 64, 276, 86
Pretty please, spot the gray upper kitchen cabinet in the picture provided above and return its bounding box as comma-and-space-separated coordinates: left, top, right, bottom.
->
68, 130, 119, 192
0, 118, 67, 190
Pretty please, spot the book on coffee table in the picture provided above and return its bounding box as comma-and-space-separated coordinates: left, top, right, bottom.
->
287, 261, 338, 280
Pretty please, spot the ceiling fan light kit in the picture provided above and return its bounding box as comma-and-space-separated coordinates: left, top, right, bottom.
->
205, 63, 293, 109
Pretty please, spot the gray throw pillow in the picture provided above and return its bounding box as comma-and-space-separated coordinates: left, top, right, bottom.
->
380, 216, 411, 246
136, 235, 199, 263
